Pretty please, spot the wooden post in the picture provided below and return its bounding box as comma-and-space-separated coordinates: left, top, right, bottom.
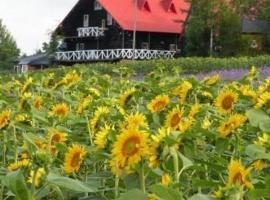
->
148, 33, 151, 49
132, 0, 138, 59
210, 27, 213, 57
122, 30, 125, 48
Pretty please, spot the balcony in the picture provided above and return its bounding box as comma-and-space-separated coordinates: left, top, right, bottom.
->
55, 49, 176, 62
77, 27, 106, 37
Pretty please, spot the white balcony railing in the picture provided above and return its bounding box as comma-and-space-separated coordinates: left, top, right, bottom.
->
77, 27, 106, 37
56, 49, 176, 62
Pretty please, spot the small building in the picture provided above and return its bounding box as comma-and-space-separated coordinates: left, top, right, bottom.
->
54, 0, 191, 63
242, 18, 268, 53
15, 53, 49, 73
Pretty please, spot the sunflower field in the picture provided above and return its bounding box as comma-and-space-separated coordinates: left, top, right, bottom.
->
1, 65, 270, 200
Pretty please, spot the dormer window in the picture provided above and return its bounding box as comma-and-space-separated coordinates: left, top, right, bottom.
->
94, 0, 102, 10
138, 0, 151, 12
168, 3, 177, 14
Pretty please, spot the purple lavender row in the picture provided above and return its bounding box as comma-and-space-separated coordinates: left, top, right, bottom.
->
194, 67, 270, 80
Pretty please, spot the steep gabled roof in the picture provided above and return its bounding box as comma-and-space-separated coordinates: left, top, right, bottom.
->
242, 18, 268, 34
97, 0, 191, 34
19, 53, 48, 66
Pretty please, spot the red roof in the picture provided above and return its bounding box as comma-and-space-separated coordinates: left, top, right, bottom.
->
98, 0, 191, 34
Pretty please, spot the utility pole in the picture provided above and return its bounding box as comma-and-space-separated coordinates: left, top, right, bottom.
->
209, 27, 213, 57
132, 0, 138, 59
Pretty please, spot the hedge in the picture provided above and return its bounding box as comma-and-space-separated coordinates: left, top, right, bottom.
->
68, 55, 270, 75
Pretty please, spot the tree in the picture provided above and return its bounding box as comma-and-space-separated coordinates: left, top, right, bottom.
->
46, 32, 61, 66
0, 19, 20, 70
184, 0, 258, 57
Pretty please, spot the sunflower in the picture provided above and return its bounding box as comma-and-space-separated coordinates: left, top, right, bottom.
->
109, 158, 132, 176
179, 118, 194, 133
119, 88, 136, 108
15, 114, 28, 122
76, 95, 92, 115
255, 92, 270, 109
201, 117, 212, 129
148, 194, 158, 200
227, 160, 253, 189
201, 91, 213, 99
188, 103, 200, 119
203, 75, 220, 86
28, 168, 46, 187
254, 133, 270, 146
165, 107, 184, 130
33, 96, 43, 110
64, 144, 87, 174
252, 160, 267, 171
88, 87, 101, 97
62, 71, 80, 86
149, 128, 171, 168
8, 159, 31, 171
240, 85, 257, 103
258, 78, 270, 94
53, 71, 80, 90
94, 125, 110, 150
215, 90, 238, 114
161, 174, 171, 186
90, 106, 110, 133
50, 103, 69, 117
147, 95, 170, 113
249, 66, 257, 77
115, 105, 126, 116
34, 139, 47, 150
173, 81, 192, 104
47, 129, 67, 156
218, 114, 247, 138
19, 92, 32, 110
151, 128, 170, 144
148, 145, 159, 168
111, 129, 149, 169
122, 113, 148, 130
21, 77, 33, 93
0, 110, 10, 129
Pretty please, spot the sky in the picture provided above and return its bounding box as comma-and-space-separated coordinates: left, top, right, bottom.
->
0, 0, 78, 55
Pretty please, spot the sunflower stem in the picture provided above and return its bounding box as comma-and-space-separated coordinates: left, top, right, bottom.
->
84, 165, 88, 197
234, 133, 240, 158
2, 131, 6, 167
13, 125, 18, 162
139, 163, 146, 194
86, 116, 93, 145
114, 175, 119, 199
171, 147, 179, 184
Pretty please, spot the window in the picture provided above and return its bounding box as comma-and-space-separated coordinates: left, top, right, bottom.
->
107, 14, 113, 26
141, 42, 149, 49
101, 19, 106, 28
76, 43, 84, 51
83, 14, 89, 27
21, 65, 28, 73
94, 0, 102, 10
169, 44, 177, 51
80, 43, 85, 50
76, 43, 80, 51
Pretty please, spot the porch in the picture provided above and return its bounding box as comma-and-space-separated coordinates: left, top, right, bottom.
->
55, 49, 176, 62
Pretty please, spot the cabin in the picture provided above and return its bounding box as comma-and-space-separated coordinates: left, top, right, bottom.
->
15, 53, 49, 73
55, 0, 191, 63
241, 18, 268, 54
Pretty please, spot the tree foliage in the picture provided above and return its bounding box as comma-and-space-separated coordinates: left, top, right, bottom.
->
184, 0, 270, 57
0, 19, 20, 70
